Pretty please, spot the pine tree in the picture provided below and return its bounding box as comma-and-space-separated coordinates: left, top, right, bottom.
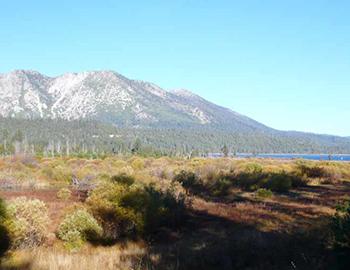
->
221, 144, 229, 157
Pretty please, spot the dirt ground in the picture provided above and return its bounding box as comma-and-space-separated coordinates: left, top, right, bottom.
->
0, 189, 85, 232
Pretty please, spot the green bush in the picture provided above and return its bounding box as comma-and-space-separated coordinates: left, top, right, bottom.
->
0, 198, 6, 222
42, 165, 72, 182
173, 170, 200, 192
209, 176, 232, 196
173, 167, 302, 197
122, 184, 186, 234
289, 173, 309, 187
330, 199, 350, 268
264, 172, 292, 192
57, 209, 103, 249
255, 188, 273, 199
331, 200, 350, 248
111, 173, 135, 186
297, 163, 327, 178
234, 171, 303, 193
235, 173, 260, 191
5, 197, 49, 249
0, 198, 10, 258
86, 182, 140, 241
131, 158, 145, 170
87, 182, 186, 242
306, 164, 343, 183
57, 188, 72, 200
244, 162, 263, 174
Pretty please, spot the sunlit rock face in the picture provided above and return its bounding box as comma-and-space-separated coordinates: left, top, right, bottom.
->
0, 70, 267, 131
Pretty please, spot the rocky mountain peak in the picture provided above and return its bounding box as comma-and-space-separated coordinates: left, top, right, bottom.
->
0, 69, 266, 131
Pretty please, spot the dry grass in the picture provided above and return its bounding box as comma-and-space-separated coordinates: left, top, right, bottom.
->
0, 155, 349, 188
1, 243, 148, 270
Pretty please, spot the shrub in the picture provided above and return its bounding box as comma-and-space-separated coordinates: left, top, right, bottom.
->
295, 162, 343, 184
53, 166, 73, 182
255, 188, 273, 199
57, 188, 72, 200
208, 176, 232, 196
331, 200, 350, 248
264, 173, 292, 192
0, 198, 10, 258
199, 165, 219, 183
289, 174, 309, 187
297, 163, 327, 178
14, 154, 38, 168
87, 182, 186, 242
244, 162, 263, 174
89, 205, 135, 242
235, 171, 265, 191
0, 198, 6, 221
86, 183, 139, 241
111, 173, 135, 186
234, 170, 303, 193
76, 164, 98, 180
173, 170, 200, 192
5, 197, 49, 249
131, 158, 145, 170
122, 184, 186, 234
330, 199, 350, 268
42, 165, 72, 182
57, 209, 103, 249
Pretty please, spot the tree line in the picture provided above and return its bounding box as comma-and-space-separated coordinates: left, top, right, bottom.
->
0, 117, 349, 157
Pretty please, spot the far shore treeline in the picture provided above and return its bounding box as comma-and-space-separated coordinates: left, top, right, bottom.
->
1, 118, 350, 158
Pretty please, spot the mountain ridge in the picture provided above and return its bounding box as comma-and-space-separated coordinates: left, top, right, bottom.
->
0, 69, 349, 154
0, 70, 270, 132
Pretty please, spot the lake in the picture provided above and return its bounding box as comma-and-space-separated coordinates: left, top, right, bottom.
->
208, 153, 350, 161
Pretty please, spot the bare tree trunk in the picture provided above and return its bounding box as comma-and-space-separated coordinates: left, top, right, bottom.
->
14, 141, 21, 155
56, 141, 61, 156
50, 140, 54, 157
23, 136, 28, 154
66, 140, 70, 156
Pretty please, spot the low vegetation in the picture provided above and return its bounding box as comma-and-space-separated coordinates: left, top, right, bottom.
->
0, 198, 10, 258
0, 155, 349, 269
56, 188, 72, 200
87, 179, 186, 242
330, 199, 350, 268
255, 188, 273, 199
5, 197, 49, 249
57, 209, 103, 250
172, 161, 310, 196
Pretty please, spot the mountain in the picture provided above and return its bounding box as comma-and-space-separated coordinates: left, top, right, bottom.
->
0, 69, 349, 154
0, 70, 268, 131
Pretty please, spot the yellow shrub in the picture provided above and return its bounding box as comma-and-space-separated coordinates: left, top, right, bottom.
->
57, 188, 72, 200
76, 164, 98, 180
130, 158, 145, 170
57, 209, 102, 250
42, 165, 72, 183
5, 197, 50, 249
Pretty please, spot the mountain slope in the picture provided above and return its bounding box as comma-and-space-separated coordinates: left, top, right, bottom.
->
0, 70, 269, 131
0, 69, 349, 153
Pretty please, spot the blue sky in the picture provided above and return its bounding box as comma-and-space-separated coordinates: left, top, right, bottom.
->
1, 0, 349, 136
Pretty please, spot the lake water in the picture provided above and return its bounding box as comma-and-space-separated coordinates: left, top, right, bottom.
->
208, 153, 350, 161
237, 154, 350, 161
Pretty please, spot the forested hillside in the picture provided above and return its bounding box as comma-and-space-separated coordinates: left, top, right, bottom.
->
1, 70, 349, 155
0, 118, 349, 156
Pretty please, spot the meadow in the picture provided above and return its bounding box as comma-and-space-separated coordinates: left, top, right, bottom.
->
0, 155, 350, 269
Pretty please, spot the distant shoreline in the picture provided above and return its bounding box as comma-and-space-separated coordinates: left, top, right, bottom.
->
207, 153, 350, 161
